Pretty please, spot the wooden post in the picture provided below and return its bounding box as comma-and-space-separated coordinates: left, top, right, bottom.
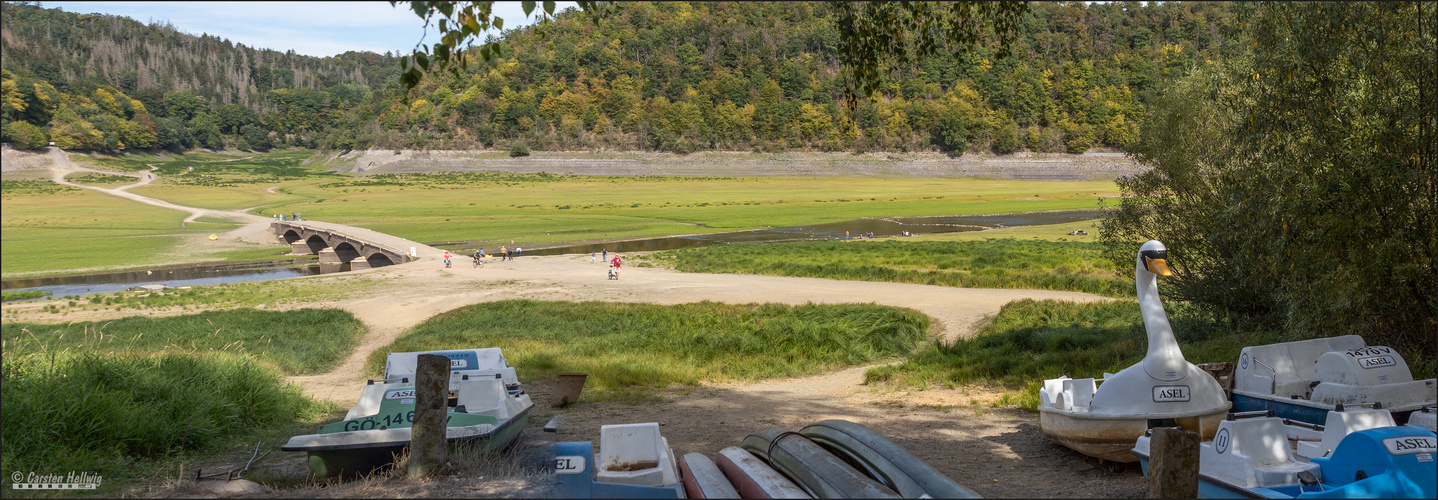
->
1147, 427, 1200, 499
409, 354, 449, 479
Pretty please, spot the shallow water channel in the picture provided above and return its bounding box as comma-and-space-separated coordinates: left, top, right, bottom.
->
2, 209, 1104, 299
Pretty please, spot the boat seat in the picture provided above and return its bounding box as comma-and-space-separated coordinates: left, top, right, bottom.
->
345, 381, 397, 420
1295, 407, 1395, 461
1202, 417, 1320, 488
456, 378, 512, 419
595, 422, 679, 487
1041, 376, 1071, 410
1065, 378, 1096, 411
1235, 336, 1365, 397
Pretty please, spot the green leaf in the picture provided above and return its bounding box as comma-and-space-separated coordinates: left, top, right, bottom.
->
415, 52, 430, 71
544, 0, 555, 16
493, 16, 503, 31
522, 0, 535, 16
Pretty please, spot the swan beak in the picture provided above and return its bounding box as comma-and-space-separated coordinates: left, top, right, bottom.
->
1147, 258, 1173, 277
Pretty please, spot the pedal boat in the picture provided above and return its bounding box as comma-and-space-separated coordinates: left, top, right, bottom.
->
1038, 240, 1230, 462
1230, 336, 1436, 426
281, 348, 533, 477
1132, 409, 1437, 498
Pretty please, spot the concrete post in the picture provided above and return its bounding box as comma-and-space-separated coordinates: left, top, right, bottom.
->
1147, 427, 1200, 499
350, 257, 371, 271
290, 241, 313, 255
409, 354, 449, 479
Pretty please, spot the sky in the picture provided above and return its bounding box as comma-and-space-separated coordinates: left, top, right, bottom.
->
44, 1, 578, 58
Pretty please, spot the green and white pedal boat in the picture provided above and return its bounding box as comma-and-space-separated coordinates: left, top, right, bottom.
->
282, 349, 534, 477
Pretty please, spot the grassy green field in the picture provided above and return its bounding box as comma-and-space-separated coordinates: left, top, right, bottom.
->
0, 307, 360, 495
6, 149, 1119, 275
1, 352, 332, 495
283, 173, 1118, 250
0, 185, 211, 275
68, 172, 139, 186
370, 300, 931, 399
86, 149, 334, 211
641, 236, 1131, 297
2, 308, 365, 375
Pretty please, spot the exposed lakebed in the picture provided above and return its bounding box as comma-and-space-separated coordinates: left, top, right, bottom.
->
3, 209, 1104, 298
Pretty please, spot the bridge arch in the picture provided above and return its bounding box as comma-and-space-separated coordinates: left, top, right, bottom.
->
282, 230, 302, 244
305, 235, 329, 254
333, 242, 362, 263
366, 253, 396, 268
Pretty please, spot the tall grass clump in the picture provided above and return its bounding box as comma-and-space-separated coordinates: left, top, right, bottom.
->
645, 239, 1130, 297
0, 352, 323, 491
864, 299, 1315, 410
370, 300, 929, 394
1, 308, 364, 375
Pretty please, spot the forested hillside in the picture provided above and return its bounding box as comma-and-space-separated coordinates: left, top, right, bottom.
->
1, 1, 1244, 154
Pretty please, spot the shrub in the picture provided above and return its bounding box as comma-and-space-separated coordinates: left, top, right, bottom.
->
509, 141, 530, 157
3, 120, 48, 149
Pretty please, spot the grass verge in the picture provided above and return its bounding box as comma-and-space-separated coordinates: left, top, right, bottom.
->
369, 300, 930, 398
642, 239, 1130, 297
0, 352, 333, 497
2, 308, 365, 375
865, 299, 1437, 410
2, 290, 51, 301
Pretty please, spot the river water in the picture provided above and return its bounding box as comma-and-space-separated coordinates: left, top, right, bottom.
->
2, 209, 1104, 299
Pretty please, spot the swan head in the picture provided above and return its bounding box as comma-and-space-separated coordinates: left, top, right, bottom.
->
1137, 240, 1173, 278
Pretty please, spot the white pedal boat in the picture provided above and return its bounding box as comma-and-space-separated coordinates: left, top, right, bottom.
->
1230, 336, 1436, 426
1039, 240, 1229, 462
1132, 406, 1438, 498
282, 348, 533, 477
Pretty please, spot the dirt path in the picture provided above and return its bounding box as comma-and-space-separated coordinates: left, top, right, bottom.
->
46, 147, 278, 246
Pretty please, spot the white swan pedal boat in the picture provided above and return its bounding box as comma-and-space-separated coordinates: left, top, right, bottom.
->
1039, 240, 1230, 462
282, 348, 533, 477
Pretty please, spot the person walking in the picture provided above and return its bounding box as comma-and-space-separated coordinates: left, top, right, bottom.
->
443, 251, 452, 268
516, 247, 522, 258
602, 248, 608, 261
592, 252, 596, 263
501, 246, 509, 261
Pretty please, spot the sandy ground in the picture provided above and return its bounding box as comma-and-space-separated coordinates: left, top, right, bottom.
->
4, 149, 1147, 497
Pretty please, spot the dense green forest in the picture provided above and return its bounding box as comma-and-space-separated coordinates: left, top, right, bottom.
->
2, 1, 1243, 154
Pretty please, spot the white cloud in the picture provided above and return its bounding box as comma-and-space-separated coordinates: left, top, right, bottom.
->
44, 1, 576, 57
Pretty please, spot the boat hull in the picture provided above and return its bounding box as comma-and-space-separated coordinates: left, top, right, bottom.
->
799, 420, 979, 499
1135, 454, 1304, 499
297, 407, 529, 477
1041, 409, 1226, 462
1232, 392, 1427, 426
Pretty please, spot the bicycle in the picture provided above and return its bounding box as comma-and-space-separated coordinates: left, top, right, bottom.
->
473, 256, 484, 268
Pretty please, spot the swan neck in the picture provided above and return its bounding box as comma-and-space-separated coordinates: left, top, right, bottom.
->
1137, 265, 1186, 381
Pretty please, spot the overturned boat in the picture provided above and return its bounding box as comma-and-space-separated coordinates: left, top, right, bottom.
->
281, 348, 533, 477
1038, 240, 1230, 462
1230, 336, 1436, 425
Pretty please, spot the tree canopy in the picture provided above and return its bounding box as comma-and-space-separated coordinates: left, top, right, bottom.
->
1100, 1, 1435, 356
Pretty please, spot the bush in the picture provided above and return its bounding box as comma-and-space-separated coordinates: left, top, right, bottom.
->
991, 121, 1020, 155
2, 120, 48, 149
509, 141, 530, 157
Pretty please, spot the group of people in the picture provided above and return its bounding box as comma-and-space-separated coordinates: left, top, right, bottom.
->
846, 231, 877, 240
273, 213, 302, 222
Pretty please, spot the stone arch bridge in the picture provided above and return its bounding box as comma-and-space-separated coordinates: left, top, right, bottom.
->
272, 222, 416, 270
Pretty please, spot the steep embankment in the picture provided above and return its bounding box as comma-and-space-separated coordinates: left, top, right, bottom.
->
314, 149, 1144, 180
